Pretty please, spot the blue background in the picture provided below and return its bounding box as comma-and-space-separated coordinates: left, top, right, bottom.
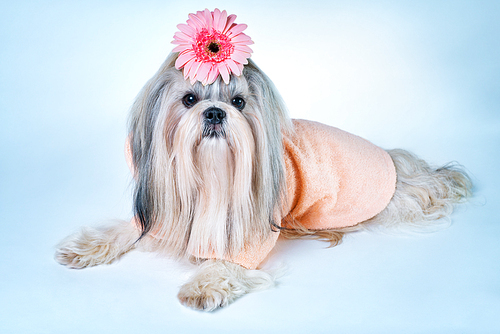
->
1, 0, 499, 333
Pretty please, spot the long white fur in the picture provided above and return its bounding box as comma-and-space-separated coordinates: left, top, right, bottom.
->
187, 106, 256, 257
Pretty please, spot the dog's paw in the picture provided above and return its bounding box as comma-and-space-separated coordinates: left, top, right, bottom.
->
177, 260, 277, 311
55, 240, 114, 269
55, 227, 121, 269
177, 279, 233, 311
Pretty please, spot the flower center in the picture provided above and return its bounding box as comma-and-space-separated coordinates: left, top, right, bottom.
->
193, 29, 234, 64
207, 42, 220, 54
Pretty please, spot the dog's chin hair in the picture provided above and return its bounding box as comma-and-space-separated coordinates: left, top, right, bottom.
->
187, 113, 257, 258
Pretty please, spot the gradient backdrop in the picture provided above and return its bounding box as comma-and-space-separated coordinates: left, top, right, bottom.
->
1, 1, 499, 333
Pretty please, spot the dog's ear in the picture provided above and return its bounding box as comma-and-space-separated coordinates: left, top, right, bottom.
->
240, 59, 294, 227
125, 134, 136, 179
126, 53, 179, 239
127, 53, 178, 172
243, 59, 294, 136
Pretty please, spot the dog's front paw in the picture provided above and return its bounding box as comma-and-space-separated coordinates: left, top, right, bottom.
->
177, 260, 277, 311
178, 279, 233, 311
55, 227, 122, 269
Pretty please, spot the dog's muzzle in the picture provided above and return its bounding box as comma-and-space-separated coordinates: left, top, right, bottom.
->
202, 107, 226, 138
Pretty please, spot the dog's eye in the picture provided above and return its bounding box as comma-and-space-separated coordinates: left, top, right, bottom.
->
231, 97, 246, 111
182, 94, 198, 108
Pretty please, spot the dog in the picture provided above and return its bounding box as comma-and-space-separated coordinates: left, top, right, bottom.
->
55, 9, 472, 311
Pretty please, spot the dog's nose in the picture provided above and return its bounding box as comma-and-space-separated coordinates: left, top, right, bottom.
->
203, 107, 226, 124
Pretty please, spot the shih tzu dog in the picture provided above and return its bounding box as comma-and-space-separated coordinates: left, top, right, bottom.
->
55, 9, 472, 311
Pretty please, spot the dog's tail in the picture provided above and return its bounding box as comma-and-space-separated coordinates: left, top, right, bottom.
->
364, 149, 473, 232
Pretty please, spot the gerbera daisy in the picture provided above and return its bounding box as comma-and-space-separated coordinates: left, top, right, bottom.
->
172, 8, 254, 85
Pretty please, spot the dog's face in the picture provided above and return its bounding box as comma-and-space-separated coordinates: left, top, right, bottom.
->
128, 54, 292, 259
162, 66, 256, 162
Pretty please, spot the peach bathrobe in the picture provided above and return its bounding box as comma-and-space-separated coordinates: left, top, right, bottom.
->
126, 119, 397, 269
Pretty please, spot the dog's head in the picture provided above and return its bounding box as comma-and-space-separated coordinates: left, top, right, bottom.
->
128, 52, 292, 259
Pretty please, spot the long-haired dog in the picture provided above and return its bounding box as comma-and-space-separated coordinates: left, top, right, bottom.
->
55, 11, 472, 312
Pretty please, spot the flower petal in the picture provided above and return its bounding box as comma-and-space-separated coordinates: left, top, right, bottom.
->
231, 52, 249, 65
174, 31, 192, 43
231, 33, 252, 44
218, 63, 230, 84
213, 8, 221, 31
188, 13, 205, 30
233, 49, 252, 59
206, 65, 219, 84
234, 45, 253, 54
183, 58, 196, 79
175, 51, 196, 69
203, 9, 213, 31
223, 14, 237, 33
197, 62, 212, 83
227, 23, 247, 37
189, 61, 202, 84
215, 9, 227, 32
237, 62, 244, 74
225, 59, 242, 76
172, 44, 191, 53
177, 23, 195, 36
234, 39, 254, 46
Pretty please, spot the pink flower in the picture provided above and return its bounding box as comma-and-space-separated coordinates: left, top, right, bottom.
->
172, 9, 254, 85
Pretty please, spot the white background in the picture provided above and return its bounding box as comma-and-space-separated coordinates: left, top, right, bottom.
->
1, 0, 499, 333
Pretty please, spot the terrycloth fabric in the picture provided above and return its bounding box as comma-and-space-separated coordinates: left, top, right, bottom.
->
125, 119, 397, 270
283, 119, 397, 230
